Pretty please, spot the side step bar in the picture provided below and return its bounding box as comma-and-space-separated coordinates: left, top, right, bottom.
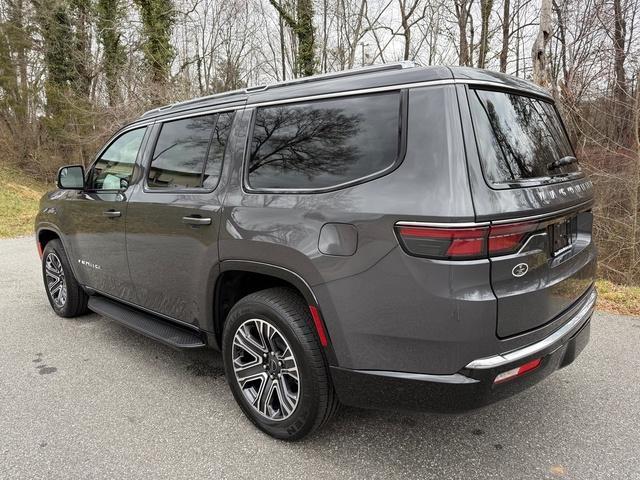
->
88, 296, 206, 349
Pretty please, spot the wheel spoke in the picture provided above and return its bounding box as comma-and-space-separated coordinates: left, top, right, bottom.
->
234, 326, 267, 360
50, 283, 63, 297
257, 376, 276, 415
234, 360, 266, 385
275, 378, 296, 416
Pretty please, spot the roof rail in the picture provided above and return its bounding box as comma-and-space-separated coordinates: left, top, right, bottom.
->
141, 88, 248, 118
140, 62, 417, 118
247, 61, 417, 93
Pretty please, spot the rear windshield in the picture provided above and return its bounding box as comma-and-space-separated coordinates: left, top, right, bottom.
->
469, 89, 580, 187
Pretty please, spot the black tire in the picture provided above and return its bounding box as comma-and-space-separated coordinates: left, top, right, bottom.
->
222, 287, 339, 440
42, 239, 89, 318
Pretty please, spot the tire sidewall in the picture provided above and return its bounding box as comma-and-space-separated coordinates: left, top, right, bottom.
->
222, 298, 322, 440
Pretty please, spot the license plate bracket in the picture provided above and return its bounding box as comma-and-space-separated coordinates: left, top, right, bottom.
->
551, 216, 577, 256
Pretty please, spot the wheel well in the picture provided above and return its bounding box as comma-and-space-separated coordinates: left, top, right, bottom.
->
38, 230, 60, 249
213, 270, 307, 344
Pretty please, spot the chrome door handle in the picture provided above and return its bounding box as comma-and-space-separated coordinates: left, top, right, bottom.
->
182, 216, 212, 226
103, 210, 121, 218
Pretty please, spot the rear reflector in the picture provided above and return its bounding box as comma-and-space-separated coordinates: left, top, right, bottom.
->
36, 241, 43, 259
309, 306, 328, 347
493, 358, 542, 384
396, 220, 541, 260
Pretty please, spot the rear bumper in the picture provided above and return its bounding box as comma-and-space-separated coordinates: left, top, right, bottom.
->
330, 289, 595, 412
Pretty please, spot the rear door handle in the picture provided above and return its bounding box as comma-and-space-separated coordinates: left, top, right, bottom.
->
103, 210, 121, 218
182, 216, 212, 226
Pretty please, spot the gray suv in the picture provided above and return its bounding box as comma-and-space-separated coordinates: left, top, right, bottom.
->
36, 63, 597, 440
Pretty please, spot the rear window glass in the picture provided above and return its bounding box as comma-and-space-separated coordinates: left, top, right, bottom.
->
247, 92, 401, 190
469, 89, 580, 186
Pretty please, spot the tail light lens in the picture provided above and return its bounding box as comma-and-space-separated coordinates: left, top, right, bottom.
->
488, 221, 538, 255
396, 226, 488, 260
396, 221, 540, 260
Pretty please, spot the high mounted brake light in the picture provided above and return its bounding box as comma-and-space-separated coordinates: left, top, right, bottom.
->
396, 221, 540, 260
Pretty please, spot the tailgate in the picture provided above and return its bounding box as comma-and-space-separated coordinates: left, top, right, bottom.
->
490, 208, 596, 337
461, 84, 597, 338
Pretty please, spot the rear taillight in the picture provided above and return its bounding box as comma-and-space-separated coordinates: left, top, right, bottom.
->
396, 226, 488, 260
396, 221, 540, 260
488, 221, 538, 256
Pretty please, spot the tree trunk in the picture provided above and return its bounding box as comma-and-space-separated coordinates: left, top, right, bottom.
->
613, 0, 630, 146
477, 0, 493, 68
133, 0, 175, 94
531, 0, 552, 86
454, 0, 473, 66
269, 0, 315, 77
499, 0, 509, 72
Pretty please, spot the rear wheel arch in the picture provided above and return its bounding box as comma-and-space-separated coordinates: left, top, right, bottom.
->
213, 261, 334, 361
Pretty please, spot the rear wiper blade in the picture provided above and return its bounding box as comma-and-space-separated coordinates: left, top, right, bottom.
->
548, 156, 578, 170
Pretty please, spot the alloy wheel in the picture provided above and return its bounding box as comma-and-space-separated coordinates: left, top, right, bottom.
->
45, 252, 67, 308
232, 318, 300, 421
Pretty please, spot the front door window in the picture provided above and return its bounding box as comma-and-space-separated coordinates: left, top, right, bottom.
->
88, 128, 146, 191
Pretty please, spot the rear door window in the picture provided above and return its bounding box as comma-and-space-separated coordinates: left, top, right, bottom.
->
247, 92, 402, 190
148, 114, 217, 189
469, 89, 580, 187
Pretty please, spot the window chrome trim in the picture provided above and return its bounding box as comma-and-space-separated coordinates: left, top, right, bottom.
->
465, 288, 596, 369
148, 105, 243, 125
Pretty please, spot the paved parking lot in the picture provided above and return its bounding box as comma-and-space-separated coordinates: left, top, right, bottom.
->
1, 236, 639, 479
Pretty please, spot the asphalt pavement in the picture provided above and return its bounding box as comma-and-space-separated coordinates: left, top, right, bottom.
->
1, 236, 639, 479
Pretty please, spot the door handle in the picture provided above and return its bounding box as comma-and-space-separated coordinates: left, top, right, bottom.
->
182, 216, 212, 226
103, 210, 121, 218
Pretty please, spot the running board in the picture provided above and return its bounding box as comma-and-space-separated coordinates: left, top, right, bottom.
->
88, 296, 206, 349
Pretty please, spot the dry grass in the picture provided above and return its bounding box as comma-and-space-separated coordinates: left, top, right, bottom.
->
0, 166, 50, 238
595, 279, 640, 317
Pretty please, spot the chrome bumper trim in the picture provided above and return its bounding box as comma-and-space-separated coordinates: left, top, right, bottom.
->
465, 289, 597, 370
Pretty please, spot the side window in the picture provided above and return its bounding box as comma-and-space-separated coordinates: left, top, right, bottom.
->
203, 112, 233, 189
88, 128, 146, 190
147, 114, 216, 189
247, 92, 402, 190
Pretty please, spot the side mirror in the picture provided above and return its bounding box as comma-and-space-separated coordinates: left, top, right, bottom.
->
57, 165, 85, 190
